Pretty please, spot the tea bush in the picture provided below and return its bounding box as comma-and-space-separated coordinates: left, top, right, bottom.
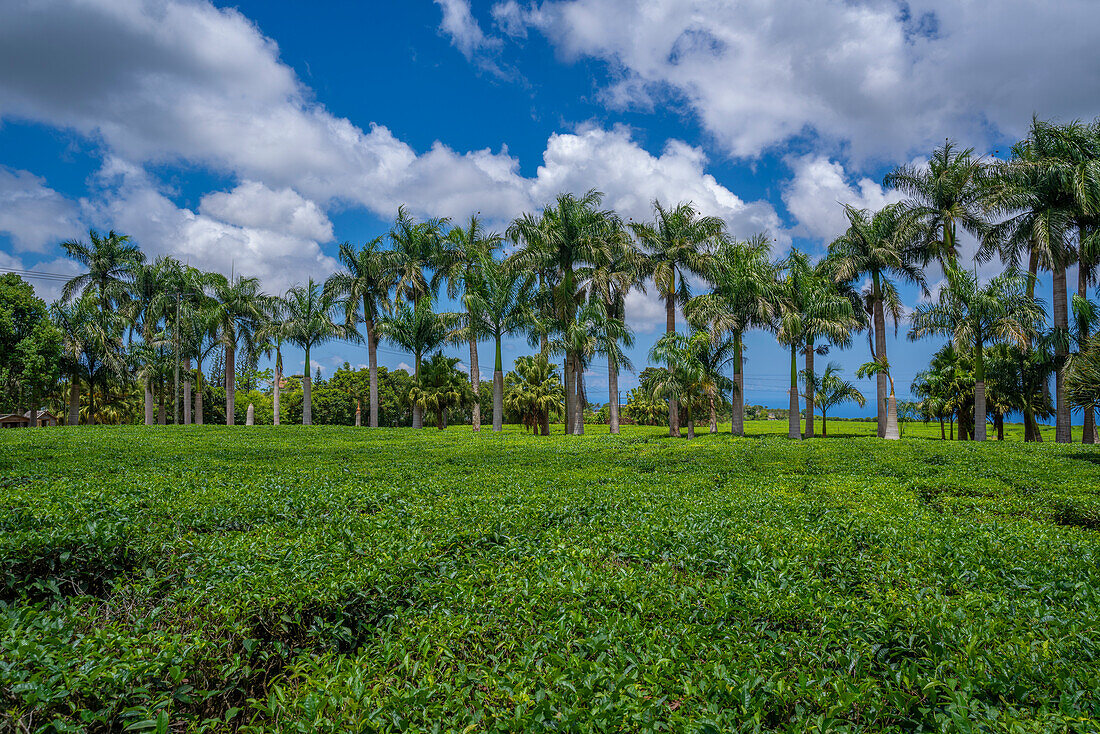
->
1, 423, 1099, 732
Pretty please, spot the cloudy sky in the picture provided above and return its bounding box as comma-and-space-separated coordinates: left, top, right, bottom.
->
2, 0, 1097, 414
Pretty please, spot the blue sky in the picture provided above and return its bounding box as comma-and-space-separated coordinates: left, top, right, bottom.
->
2, 0, 1099, 417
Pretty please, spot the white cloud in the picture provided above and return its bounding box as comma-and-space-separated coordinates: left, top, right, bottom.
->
782, 154, 903, 242
435, 0, 501, 59
0, 167, 83, 252
199, 181, 333, 242
498, 0, 1100, 161
0, 0, 779, 288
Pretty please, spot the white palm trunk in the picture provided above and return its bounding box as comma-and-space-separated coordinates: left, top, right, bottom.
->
973, 382, 987, 442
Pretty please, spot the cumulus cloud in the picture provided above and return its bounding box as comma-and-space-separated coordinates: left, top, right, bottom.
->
782, 155, 903, 243
0, 0, 779, 288
497, 0, 1100, 161
435, 0, 501, 59
0, 167, 83, 252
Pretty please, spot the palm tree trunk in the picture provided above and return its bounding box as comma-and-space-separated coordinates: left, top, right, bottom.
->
412, 351, 423, 429
872, 275, 888, 438
28, 392, 37, 428
949, 416, 954, 441
574, 359, 586, 435
195, 359, 204, 425
804, 343, 815, 438
367, 323, 379, 428
471, 336, 482, 432
144, 378, 154, 425
608, 360, 621, 434
564, 355, 574, 435
68, 374, 80, 426
788, 345, 800, 440
1080, 262, 1098, 443
303, 345, 312, 425
973, 333, 986, 442
158, 377, 166, 425
1054, 263, 1071, 443
666, 279, 680, 438
225, 341, 236, 426
939, 418, 945, 440
183, 359, 192, 425
687, 412, 695, 439
996, 414, 1004, 440
493, 335, 503, 432
732, 333, 744, 436
708, 395, 717, 434
273, 349, 281, 426
822, 412, 828, 437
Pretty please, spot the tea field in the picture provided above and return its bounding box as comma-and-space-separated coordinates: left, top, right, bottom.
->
2, 423, 1100, 732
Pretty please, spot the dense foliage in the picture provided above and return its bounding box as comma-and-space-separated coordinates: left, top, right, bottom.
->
2, 425, 1099, 731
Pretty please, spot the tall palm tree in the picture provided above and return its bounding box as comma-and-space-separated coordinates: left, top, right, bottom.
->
553, 301, 635, 435
128, 257, 175, 426
908, 266, 1044, 441
685, 233, 779, 436
60, 229, 143, 316
631, 201, 725, 437
983, 118, 1097, 442
856, 358, 901, 439
827, 203, 926, 438
884, 140, 992, 270
208, 274, 267, 425
776, 250, 858, 440
387, 206, 450, 427
49, 293, 126, 426
256, 294, 290, 425
325, 238, 395, 428
378, 296, 459, 429
814, 363, 865, 437
586, 229, 641, 433
463, 252, 534, 432
508, 190, 617, 434
437, 215, 503, 432
282, 279, 357, 425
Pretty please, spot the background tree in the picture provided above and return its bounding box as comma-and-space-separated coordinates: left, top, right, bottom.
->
60, 229, 142, 317
378, 296, 459, 429
884, 140, 991, 270
909, 266, 1044, 441
408, 353, 474, 430
647, 330, 712, 439
631, 201, 725, 437
282, 279, 356, 425
208, 274, 267, 425
325, 237, 395, 428
503, 354, 564, 435
686, 234, 779, 436
828, 204, 925, 438
0, 274, 62, 425
814, 362, 865, 437
438, 215, 502, 432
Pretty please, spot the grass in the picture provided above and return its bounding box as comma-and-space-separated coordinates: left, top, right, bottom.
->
2, 422, 1099, 732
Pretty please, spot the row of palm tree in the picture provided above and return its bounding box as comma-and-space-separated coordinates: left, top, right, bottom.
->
44, 116, 1100, 441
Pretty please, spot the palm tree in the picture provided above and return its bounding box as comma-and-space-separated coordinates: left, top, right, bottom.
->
463, 252, 534, 432
128, 257, 175, 425
408, 353, 474, 430
49, 293, 126, 426
256, 295, 289, 425
884, 140, 992, 270
208, 274, 267, 425
908, 266, 1044, 441
1072, 293, 1100, 442
508, 190, 617, 434
983, 118, 1097, 443
776, 250, 858, 440
282, 279, 357, 425
814, 363, 865, 437
378, 296, 459, 429
586, 224, 641, 434
325, 238, 395, 428
60, 229, 143, 316
648, 330, 713, 439
631, 201, 725, 436
1067, 334, 1100, 418
387, 206, 450, 427
695, 334, 735, 433
827, 204, 926, 438
685, 234, 779, 436
504, 354, 564, 435
856, 358, 900, 439
437, 216, 503, 432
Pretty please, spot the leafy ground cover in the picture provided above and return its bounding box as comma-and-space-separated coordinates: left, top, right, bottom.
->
2, 422, 1099, 732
